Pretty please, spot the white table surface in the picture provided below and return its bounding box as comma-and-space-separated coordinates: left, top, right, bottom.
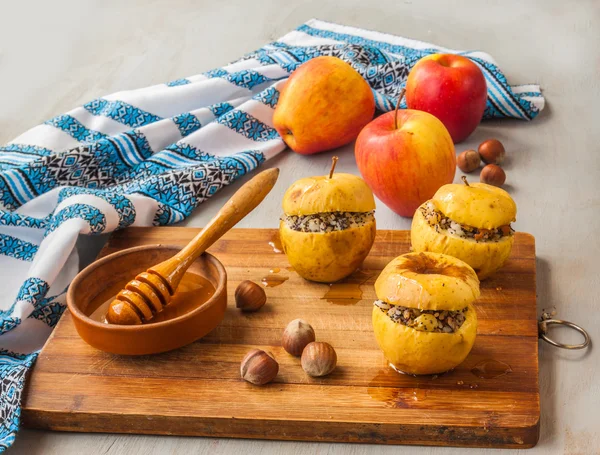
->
3, 0, 598, 453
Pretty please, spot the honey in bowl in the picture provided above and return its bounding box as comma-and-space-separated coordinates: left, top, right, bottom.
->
88, 272, 215, 324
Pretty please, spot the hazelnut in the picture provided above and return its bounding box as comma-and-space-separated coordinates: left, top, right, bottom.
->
478, 139, 505, 165
480, 164, 506, 187
240, 349, 279, 385
457, 150, 481, 173
301, 342, 337, 377
282, 319, 316, 356
235, 280, 266, 312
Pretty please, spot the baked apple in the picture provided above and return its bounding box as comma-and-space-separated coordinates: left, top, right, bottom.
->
411, 179, 516, 279
372, 252, 480, 375
279, 158, 376, 283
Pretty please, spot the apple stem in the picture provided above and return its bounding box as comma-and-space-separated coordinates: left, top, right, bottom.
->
329, 156, 339, 179
394, 88, 406, 130
461, 176, 470, 187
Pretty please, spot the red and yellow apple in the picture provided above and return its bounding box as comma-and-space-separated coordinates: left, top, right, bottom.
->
406, 54, 487, 143
355, 109, 455, 217
273, 56, 375, 155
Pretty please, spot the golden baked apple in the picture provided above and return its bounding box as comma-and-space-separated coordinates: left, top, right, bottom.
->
372, 252, 480, 375
411, 178, 517, 279
279, 158, 376, 283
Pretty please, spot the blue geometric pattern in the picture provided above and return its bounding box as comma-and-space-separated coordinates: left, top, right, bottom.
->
514, 91, 544, 98
253, 86, 280, 108
0, 277, 51, 334
28, 292, 66, 328
0, 277, 50, 337
203, 68, 228, 78
0, 144, 52, 157
204, 67, 281, 91
163, 143, 219, 164
133, 150, 265, 225
166, 78, 191, 87
209, 102, 234, 118
128, 130, 153, 159
248, 43, 411, 109
225, 70, 271, 90
173, 113, 201, 137
0, 350, 38, 452
249, 48, 298, 70
46, 204, 106, 236
0, 318, 19, 334
114, 140, 220, 182
45, 115, 107, 143
0, 176, 21, 210
0, 306, 16, 326
15, 277, 50, 304
255, 42, 323, 63
83, 99, 163, 128
218, 150, 265, 177
0, 234, 38, 261
470, 57, 536, 120
0, 169, 38, 207
0, 211, 46, 229
0, 161, 21, 172
0, 144, 53, 170
296, 23, 437, 62
0, 130, 156, 211
58, 188, 136, 229
217, 110, 278, 141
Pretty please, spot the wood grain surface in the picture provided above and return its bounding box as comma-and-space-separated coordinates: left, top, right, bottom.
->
21, 228, 539, 448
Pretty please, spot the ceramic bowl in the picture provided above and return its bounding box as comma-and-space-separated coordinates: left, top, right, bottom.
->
67, 245, 227, 355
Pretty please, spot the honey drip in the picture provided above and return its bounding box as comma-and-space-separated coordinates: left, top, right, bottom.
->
471, 359, 512, 379
261, 268, 288, 287
268, 232, 283, 254
321, 270, 373, 305
322, 283, 363, 305
367, 368, 430, 408
261, 275, 289, 287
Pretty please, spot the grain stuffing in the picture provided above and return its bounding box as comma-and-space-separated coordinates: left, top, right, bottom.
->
374, 300, 468, 333
421, 202, 513, 242
282, 211, 374, 233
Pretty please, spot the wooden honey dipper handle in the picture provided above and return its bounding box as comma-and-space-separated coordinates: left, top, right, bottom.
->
106, 168, 279, 325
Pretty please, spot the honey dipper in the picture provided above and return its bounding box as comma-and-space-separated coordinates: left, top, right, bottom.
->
106, 168, 279, 325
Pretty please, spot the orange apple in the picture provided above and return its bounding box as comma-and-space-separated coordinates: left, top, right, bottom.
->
355, 109, 455, 217
273, 56, 375, 155
406, 54, 487, 143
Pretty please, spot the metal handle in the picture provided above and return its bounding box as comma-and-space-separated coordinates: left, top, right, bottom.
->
538, 318, 591, 350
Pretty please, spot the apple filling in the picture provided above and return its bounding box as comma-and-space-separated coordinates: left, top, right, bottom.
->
374, 300, 468, 333
421, 202, 513, 242
282, 211, 375, 233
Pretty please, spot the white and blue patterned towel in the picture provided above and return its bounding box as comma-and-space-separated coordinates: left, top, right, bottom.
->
0, 19, 544, 450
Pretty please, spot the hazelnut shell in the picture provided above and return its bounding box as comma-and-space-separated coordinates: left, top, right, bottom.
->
282, 319, 316, 356
478, 139, 505, 165
240, 349, 279, 385
457, 150, 481, 173
301, 342, 337, 377
235, 280, 266, 312
480, 164, 506, 187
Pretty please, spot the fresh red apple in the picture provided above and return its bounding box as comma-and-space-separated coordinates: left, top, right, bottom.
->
405, 54, 487, 143
355, 109, 455, 217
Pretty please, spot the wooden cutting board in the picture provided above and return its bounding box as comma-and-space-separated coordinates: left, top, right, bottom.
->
22, 228, 540, 448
